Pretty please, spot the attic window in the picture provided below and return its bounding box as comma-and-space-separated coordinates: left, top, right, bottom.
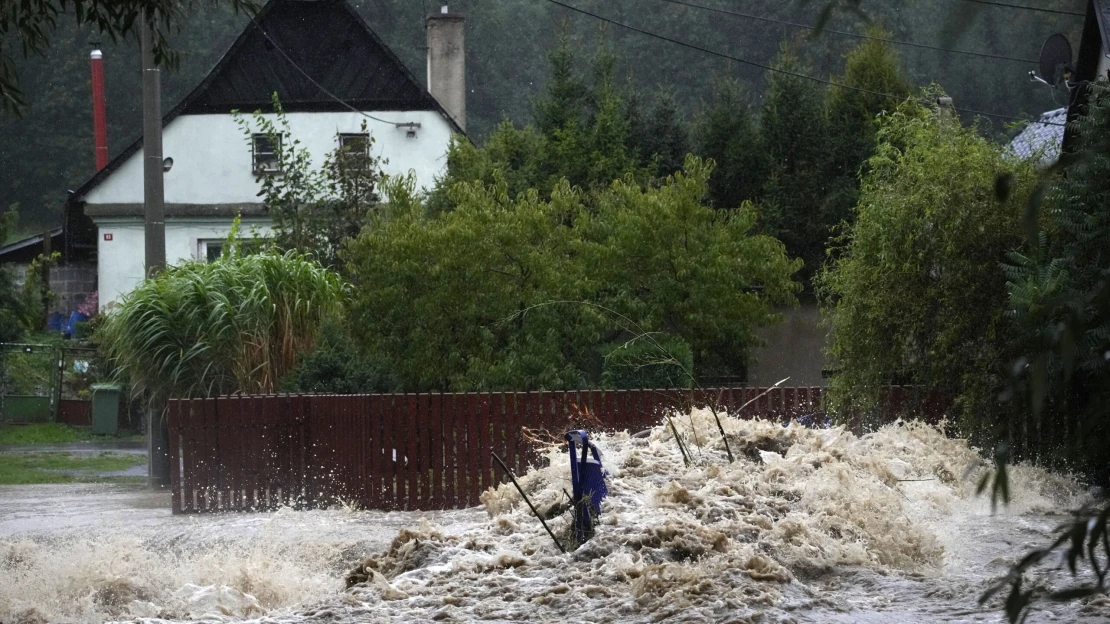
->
338, 133, 371, 169
252, 134, 281, 174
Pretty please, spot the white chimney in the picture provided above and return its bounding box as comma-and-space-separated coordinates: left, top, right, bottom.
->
426, 6, 466, 132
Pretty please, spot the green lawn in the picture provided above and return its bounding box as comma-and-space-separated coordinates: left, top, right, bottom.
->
0, 452, 146, 484
0, 424, 144, 446
0, 423, 88, 445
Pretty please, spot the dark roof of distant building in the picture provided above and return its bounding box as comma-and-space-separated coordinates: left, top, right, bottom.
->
1008, 107, 1067, 165
70, 0, 461, 203
0, 228, 63, 263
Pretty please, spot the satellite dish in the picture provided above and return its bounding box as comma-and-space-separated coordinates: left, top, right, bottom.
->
1039, 34, 1073, 87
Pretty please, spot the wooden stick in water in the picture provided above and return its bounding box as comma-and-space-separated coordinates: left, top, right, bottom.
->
491, 452, 566, 554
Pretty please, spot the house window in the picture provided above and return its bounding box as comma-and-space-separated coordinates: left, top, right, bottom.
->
198, 239, 261, 262
338, 133, 371, 169
252, 134, 281, 173
198, 240, 227, 263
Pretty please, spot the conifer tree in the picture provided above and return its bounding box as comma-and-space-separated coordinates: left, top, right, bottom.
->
693, 77, 764, 209
759, 45, 832, 285
824, 30, 913, 229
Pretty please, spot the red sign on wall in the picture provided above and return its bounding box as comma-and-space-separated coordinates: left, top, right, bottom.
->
103, 233, 113, 241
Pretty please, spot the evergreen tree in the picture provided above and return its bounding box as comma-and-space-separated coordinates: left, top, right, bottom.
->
627, 87, 690, 178
824, 30, 913, 229
693, 77, 765, 209
759, 45, 832, 285
531, 29, 588, 138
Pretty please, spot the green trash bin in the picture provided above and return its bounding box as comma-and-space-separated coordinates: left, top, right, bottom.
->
90, 384, 121, 435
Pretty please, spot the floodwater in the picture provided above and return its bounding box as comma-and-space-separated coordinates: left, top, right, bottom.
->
1, 412, 1108, 624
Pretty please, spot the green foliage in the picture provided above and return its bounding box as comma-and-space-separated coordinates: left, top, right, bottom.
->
692, 78, 764, 210
584, 156, 801, 377
234, 95, 381, 270
824, 29, 913, 231
99, 250, 344, 402
0, 423, 87, 445
280, 319, 397, 394
759, 45, 833, 284
17, 251, 59, 332
819, 94, 1037, 432
1002, 82, 1110, 469
0, 208, 24, 343
347, 158, 799, 392
428, 33, 650, 213
626, 87, 691, 179
602, 334, 693, 390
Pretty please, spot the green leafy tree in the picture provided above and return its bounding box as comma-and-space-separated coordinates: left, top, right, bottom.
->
584, 156, 801, 377
346, 157, 799, 391
693, 77, 765, 210
759, 45, 833, 285
347, 173, 599, 392
234, 96, 381, 270
818, 94, 1037, 432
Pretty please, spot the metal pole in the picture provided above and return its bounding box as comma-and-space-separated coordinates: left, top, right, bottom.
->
141, 15, 169, 489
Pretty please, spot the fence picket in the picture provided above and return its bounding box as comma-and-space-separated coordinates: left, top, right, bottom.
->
168, 386, 939, 513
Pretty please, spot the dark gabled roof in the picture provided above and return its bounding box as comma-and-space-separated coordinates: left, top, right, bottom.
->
70, 0, 462, 202
183, 0, 443, 114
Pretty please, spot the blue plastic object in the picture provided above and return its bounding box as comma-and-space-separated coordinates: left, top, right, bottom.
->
565, 430, 608, 544
46, 311, 63, 332
63, 312, 88, 338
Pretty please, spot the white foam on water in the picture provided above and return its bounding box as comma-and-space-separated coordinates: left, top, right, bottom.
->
1, 410, 1106, 623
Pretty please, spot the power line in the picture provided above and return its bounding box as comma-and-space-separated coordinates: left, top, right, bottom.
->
249, 17, 410, 127
658, 0, 1037, 64
961, 0, 1085, 17
543, 0, 1063, 126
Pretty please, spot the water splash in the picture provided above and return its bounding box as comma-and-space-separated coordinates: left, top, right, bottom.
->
1, 411, 1103, 623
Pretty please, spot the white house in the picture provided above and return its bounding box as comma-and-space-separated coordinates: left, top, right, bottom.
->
66, 0, 466, 307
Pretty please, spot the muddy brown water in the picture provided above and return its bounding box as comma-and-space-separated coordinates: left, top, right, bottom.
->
1, 413, 1107, 624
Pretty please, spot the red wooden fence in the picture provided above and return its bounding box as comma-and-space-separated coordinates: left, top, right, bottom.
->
166, 386, 941, 514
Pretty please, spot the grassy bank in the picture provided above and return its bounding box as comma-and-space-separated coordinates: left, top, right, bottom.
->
0, 452, 146, 484
0, 424, 144, 446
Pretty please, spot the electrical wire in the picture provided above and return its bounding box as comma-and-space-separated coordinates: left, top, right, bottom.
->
658, 0, 1037, 64
543, 0, 1065, 126
961, 0, 1085, 17
250, 17, 412, 126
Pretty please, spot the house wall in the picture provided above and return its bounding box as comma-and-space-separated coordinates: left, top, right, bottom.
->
746, 302, 829, 387
83, 110, 455, 206
94, 217, 272, 308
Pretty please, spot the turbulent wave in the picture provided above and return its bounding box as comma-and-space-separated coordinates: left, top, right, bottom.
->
0, 410, 1101, 623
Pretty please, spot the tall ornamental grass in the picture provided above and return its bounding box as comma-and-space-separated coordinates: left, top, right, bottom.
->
100, 250, 345, 401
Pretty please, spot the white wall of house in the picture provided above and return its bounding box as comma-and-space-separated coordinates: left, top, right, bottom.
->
84, 110, 454, 206
94, 217, 272, 308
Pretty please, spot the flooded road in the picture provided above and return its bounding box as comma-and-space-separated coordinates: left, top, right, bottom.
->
1, 413, 1107, 623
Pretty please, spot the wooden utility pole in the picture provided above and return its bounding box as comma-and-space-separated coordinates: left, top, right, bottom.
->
141, 15, 170, 489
